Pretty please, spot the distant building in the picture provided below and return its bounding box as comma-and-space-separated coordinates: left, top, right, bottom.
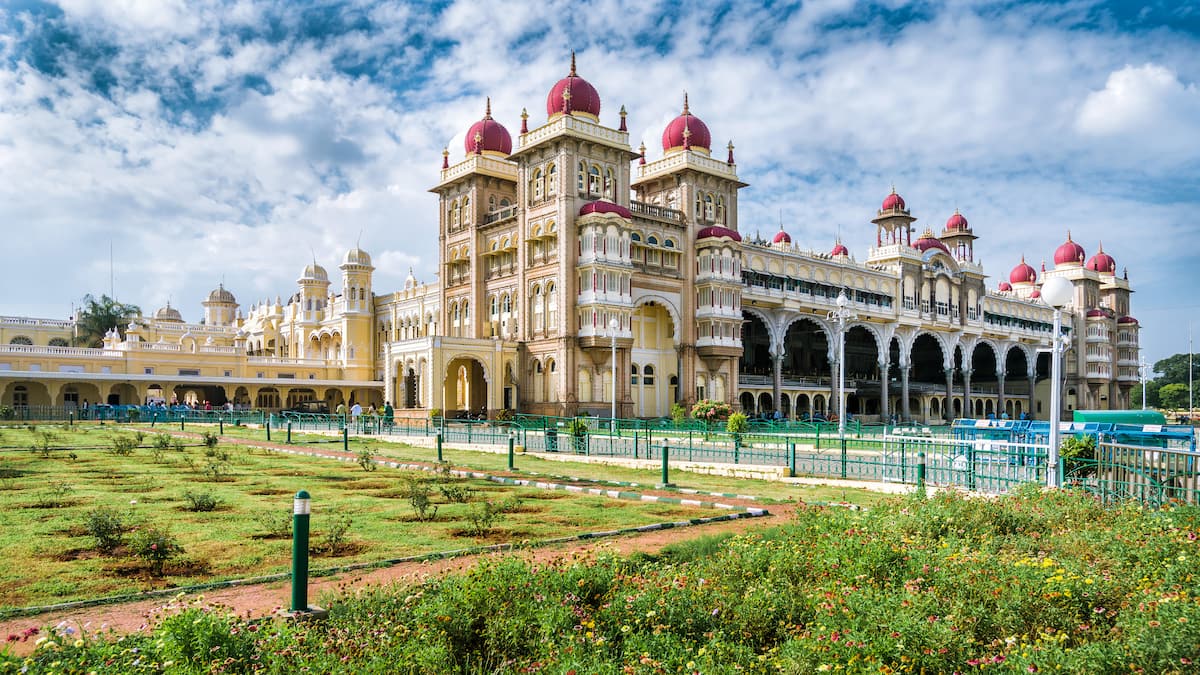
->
0, 56, 1138, 422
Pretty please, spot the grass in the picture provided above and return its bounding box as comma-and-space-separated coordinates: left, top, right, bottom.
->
0, 424, 736, 610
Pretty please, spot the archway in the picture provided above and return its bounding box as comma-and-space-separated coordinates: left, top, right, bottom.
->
3, 381, 49, 407
631, 301, 677, 417
781, 318, 830, 379
1005, 347, 1031, 415
780, 393, 791, 418
109, 383, 138, 406
739, 311, 772, 377
794, 393, 810, 416
909, 333, 946, 423
757, 392, 773, 415
443, 357, 488, 417
739, 391, 755, 413
813, 393, 826, 415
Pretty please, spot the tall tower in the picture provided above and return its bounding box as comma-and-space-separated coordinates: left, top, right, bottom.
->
872, 187, 915, 247
202, 284, 238, 326
339, 247, 375, 380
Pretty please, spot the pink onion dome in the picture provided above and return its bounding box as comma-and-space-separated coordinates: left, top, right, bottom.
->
1086, 308, 1108, 318
912, 227, 949, 254
546, 52, 601, 121
463, 98, 512, 156
1053, 231, 1086, 267
662, 93, 712, 154
696, 225, 742, 242
1030, 290, 1042, 299
1085, 241, 1116, 275
1009, 257, 1038, 285
881, 187, 906, 211
1117, 316, 1138, 325
998, 281, 1013, 291
772, 225, 792, 244
830, 240, 849, 256
578, 199, 631, 219
945, 208, 969, 231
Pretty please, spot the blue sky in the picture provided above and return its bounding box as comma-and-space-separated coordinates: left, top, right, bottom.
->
1, 0, 1198, 368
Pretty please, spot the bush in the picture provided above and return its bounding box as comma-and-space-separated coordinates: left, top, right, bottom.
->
84, 507, 127, 553
202, 431, 219, 450
126, 408, 140, 423
157, 606, 257, 669
110, 435, 137, 456
670, 402, 687, 425
494, 408, 514, 422
203, 460, 231, 481
406, 477, 438, 521
183, 490, 220, 512
255, 509, 292, 538
465, 500, 501, 536
356, 446, 377, 472
726, 411, 749, 434
129, 526, 182, 576
1060, 434, 1097, 478
34, 481, 72, 508
567, 418, 590, 437
691, 399, 733, 424
429, 408, 443, 419
320, 511, 353, 554
439, 482, 475, 504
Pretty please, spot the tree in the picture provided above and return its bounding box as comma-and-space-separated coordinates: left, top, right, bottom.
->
1158, 383, 1190, 410
74, 294, 141, 347
1152, 353, 1200, 387
1131, 380, 1161, 409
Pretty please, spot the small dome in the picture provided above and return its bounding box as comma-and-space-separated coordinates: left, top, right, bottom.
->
881, 187, 906, 212
998, 281, 1013, 291
404, 267, 418, 290
300, 262, 328, 281
207, 284, 236, 304
1086, 308, 1109, 318
830, 240, 849, 256
945, 209, 969, 231
546, 53, 601, 120
661, 93, 712, 154
1117, 315, 1138, 325
343, 247, 372, 267
1009, 257, 1038, 285
578, 199, 632, 219
696, 226, 742, 242
1085, 242, 1116, 275
1053, 231, 1086, 267
154, 304, 183, 323
463, 98, 512, 156
772, 226, 792, 245
912, 228, 949, 254
1030, 290, 1042, 299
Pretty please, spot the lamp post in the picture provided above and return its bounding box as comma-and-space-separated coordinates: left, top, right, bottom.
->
1138, 352, 1149, 410
609, 316, 620, 430
1040, 276, 1074, 488
827, 289, 857, 439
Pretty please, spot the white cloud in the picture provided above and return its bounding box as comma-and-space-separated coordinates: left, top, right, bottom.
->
1075, 63, 1200, 159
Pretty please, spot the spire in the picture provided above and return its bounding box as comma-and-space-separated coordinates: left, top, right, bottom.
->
682, 91, 690, 115
520, 107, 528, 134
484, 97, 492, 119
618, 104, 627, 132
569, 50, 576, 76
638, 141, 646, 166
442, 147, 449, 169
1066, 229, 1073, 241
726, 140, 735, 165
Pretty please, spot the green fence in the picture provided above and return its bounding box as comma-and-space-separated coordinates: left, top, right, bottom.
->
1066, 441, 1200, 507
0, 405, 264, 426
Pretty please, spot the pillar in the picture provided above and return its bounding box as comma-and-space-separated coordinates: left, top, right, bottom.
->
900, 361, 911, 422
771, 351, 783, 414
1027, 371, 1036, 419
944, 367, 954, 424
963, 368, 973, 420
997, 373, 1006, 418
383, 354, 394, 407
878, 359, 889, 423
828, 355, 839, 419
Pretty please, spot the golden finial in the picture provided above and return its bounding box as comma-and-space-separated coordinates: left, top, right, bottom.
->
682, 92, 690, 115
484, 97, 491, 119
619, 104, 626, 118
569, 51, 577, 76
1066, 229, 1072, 241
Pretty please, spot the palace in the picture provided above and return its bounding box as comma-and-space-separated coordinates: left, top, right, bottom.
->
0, 56, 1140, 423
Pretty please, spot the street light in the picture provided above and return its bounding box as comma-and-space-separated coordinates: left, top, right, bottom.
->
609, 316, 620, 430
1040, 275, 1074, 488
1138, 352, 1149, 411
827, 289, 858, 439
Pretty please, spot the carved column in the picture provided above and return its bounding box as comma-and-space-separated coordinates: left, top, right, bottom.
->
963, 368, 973, 420
771, 351, 783, 415
944, 367, 955, 424
997, 372, 1007, 418
900, 361, 911, 422
1027, 371, 1036, 419
878, 359, 890, 423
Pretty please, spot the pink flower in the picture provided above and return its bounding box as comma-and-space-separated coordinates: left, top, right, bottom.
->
150, 543, 158, 551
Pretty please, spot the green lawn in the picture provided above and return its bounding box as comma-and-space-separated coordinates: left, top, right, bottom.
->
0, 424, 736, 609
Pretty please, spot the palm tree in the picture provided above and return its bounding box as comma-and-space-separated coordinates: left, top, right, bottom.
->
73, 294, 142, 347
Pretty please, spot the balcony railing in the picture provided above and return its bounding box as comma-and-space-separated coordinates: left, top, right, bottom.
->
629, 200, 684, 224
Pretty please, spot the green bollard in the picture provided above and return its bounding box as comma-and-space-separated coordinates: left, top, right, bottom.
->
660, 444, 672, 487
343, 427, 349, 453
917, 451, 927, 497
287, 422, 292, 444
69, 412, 73, 427
219, 419, 224, 435
436, 431, 443, 463
180, 417, 185, 431
508, 434, 515, 471
291, 490, 311, 613
787, 440, 796, 478
267, 421, 271, 441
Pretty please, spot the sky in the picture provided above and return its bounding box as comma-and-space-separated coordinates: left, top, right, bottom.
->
1, 0, 1198, 370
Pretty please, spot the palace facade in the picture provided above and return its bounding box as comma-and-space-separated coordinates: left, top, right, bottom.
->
0, 56, 1140, 423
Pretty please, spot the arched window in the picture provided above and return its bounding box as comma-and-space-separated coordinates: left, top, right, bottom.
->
547, 282, 558, 328
604, 168, 615, 199
663, 239, 675, 249
547, 163, 557, 196
450, 198, 459, 228
577, 161, 586, 194
499, 198, 510, 208
461, 196, 470, 225
48, 337, 68, 347
704, 194, 714, 221
695, 192, 702, 218
489, 196, 496, 211
631, 364, 639, 385
643, 365, 655, 385
501, 293, 512, 314
717, 196, 726, 223
490, 295, 499, 319
588, 165, 602, 197
531, 168, 543, 202
647, 235, 658, 246
630, 232, 642, 242
9, 336, 32, 345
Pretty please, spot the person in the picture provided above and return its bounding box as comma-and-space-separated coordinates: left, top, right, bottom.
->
350, 401, 363, 423
1019, 411, 1028, 421
366, 404, 376, 417
1001, 411, 1010, 420
383, 401, 394, 427
336, 401, 347, 419
772, 409, 782, 421
81, 399, 89, 420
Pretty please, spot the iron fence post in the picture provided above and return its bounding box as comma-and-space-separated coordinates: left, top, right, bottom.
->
508, 433, 515, 471
917, 451, 927, 497
436, 431, 443, 463
287, 422, 292, 444
788, 440, 796, 478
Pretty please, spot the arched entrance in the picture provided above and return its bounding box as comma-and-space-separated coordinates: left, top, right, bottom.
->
631, 301, 676, 417
910, 333, 946, 423
738, 311, 772, 377
739, 391, 755, 413
781, 318, 830, 379
844, 325, 880, 415
443, 357, 488, 417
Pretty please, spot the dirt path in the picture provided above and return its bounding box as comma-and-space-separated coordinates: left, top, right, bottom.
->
2, 431, 797, 655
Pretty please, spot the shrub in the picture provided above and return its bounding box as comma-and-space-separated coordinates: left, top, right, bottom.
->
202, 431, 219, 450
153, 433, 172, 451
34, 481, 72, 508
494, 408, 514, 422
465, 500, 501, 536
356, 446, 377, 472
255, 510, 292, 538
183, 490, 220, 512
439, 482, 475, 504
0, 405, 12, 420
156, 607, 257, 670
30, 430, 56, 458
203, 460, 231, 481
691, 399, 733, 424
133, 430, 146, 445
567, 418, 590, 437
429, 408, 443, 419
670, 402, 687, 425
129, 526, 182, 576
203, 446, 229, 460
110, 435, 137, 456
84, 507, 127, 553
1060, 434, 1097, 478
726, 411, 749, 434
407, 477, 439, 521
320, 511, 353, 554
126, 408, 140, 423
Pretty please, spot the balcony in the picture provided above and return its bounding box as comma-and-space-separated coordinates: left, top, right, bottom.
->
629, 200, 684, 224
483, 204, 519, 225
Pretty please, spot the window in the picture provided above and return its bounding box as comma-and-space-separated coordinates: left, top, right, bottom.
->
577, 161, 586, 194
9, 336, 32, 345
48, 338, 68, 347
663, 239, 675, 249
647, 235, 658, 246
717, 196, 726, 223
588, 165, 602, 196
643, 365, 655, 385
630, 232, 641, 242
144, 367, 155, 375
531, 168, 543, 202
604, 168, 615, 199
631, 364, 639, 385
461, 196, 471, 225
547, 163, 557, 196
704, 194, 714, 221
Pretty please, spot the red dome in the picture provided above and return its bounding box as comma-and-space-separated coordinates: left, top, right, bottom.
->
1085, 242, 1116, 274
998, 281, 1013, 291
578, 200, 631, 219
1030, 290, 1042, 299
546, 54, 601, 120
831, 241, 849, 256
912, 228, 949, 254
463, 98, 512, 156
773, 227, 791, 244
662, 94, 711, 153
1086, 308, 1108, 318
945, 209, 969, 231
1009, 257, 1037, 285
696, 226, 742, 242
882, 188, 906, 211
1053, 231, 1086, 267
1117, 316, 1138, 325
